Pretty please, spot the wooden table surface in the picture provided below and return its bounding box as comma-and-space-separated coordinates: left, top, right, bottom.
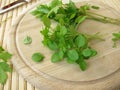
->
0, 0, 120, 90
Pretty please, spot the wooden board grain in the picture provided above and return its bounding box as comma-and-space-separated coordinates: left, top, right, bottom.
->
7, 0, 120, 90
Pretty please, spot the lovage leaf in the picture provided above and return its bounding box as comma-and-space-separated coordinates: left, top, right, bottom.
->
0, 62, 12, 72
0, 47, 4, 53
42, 15, 51, 28
32, 53, 44, 62
0, 67, 7, 84
51, 50, 64, 63
78, 57, 87, 71
47, 40, 58, 50
49, 0, 62, 8
0, 52, 12, 62
67, 49, 79, 62
82, 48, 92, 57
37, 5, 50, 14
75, 16, 87, 24
75, 35, 87, 48
60, 25, 67, 36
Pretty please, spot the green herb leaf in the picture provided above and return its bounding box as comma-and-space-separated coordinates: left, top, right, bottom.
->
60, 25, 67, 36
75, 16, 87, 24
90, 48, 97, 56
80, 4, 90, 14
49, 0, 62, 8
0, 67, 7, 84
82, 48, 92, 57
23, 36, 32, 45
75, 35, 87, 48
47, 40, 58, 50
40, 27, 49, 37
0, 62, 12, 72
113, 33, 120, 38
37, 5, 50, 14
66, 0, 77, 13
0, 46, 12, 84
51, 50, 64, 63
32, 53, 44, 62
0, 52, 12, 62
70, 13, 76, 19
67, 49, 79, 62
0, 47, 4, 53
78, 57, 87, 71
42, 15, 51, 28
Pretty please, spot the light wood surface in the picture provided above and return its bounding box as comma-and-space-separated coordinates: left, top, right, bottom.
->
0, 0, 120, 90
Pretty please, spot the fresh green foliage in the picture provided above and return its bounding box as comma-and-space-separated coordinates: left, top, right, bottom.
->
82, 48, 92, 57
75, 35, 87, 48
90, 48, 97, 56
67, 49, 79, 63
112, 32, 120, 47
0, 46, 12, 84
31, 0, 120, 71
23, 36, 32, 45
0, 62, 12, 72
77, 56, 87, 71
0, 52, 12, 62
42, 15, 51, 28
0, 47, 4, 52
51, 50, 64, 63
32, 53, 44, 62
0, 67, 8, 84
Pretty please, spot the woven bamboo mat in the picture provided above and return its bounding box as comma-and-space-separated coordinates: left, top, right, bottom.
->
0, 0, 120, 90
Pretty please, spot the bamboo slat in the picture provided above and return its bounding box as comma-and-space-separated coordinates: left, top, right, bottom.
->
19, 75, 27, 90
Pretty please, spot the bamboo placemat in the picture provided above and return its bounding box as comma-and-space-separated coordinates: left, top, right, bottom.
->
0, 0, 120, 90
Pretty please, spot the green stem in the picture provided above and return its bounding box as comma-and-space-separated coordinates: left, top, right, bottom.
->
86, 12, 120, 25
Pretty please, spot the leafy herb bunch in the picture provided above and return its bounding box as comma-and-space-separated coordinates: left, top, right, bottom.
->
31, 0, 120, 71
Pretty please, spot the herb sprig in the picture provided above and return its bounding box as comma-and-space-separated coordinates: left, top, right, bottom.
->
0, 46, 12, 84
31, 0, 120, 71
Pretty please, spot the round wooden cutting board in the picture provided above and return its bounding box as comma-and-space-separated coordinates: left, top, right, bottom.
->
8, 0, 120, 90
